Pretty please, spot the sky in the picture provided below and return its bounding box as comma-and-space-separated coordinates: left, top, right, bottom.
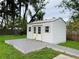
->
44, 0, 71, 21
25, 0, 72, 22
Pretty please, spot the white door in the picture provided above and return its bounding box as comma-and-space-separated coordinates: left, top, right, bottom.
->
36, 26, 42, 40
33, 26, 42, 41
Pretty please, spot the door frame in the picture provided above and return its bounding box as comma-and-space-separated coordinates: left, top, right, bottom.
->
32, 25, 42, 40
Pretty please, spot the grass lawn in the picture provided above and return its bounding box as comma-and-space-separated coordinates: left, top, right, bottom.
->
0, 35, 60, 59
60, 40, 79, 50
0, 35, 26, 41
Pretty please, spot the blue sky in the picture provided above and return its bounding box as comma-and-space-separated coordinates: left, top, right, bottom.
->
44, 0, 71, 21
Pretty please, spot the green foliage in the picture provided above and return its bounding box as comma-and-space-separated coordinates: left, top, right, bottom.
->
0, 0, 46, 31
36, 11, 45, 20
67, 18, 79, 32
66, 18, 79, 41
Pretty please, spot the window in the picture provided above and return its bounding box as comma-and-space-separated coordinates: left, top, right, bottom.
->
38, 27, 41, 34
45, 26, 49, 32
29, 27, 31, 32
34, 27, 36, 33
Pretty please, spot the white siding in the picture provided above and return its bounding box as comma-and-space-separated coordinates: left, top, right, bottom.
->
52, 20, 66, 44
27, 24, 33, 39
42, 22, 53, 43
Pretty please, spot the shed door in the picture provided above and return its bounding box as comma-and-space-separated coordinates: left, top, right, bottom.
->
36, 26, 42, 40
33, 26, 42, 40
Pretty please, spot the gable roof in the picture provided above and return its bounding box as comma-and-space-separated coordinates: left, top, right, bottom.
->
28, 19, 66, 24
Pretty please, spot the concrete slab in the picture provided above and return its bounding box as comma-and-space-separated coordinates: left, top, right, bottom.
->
53, 54, 75, 59
5, 39, 47, 54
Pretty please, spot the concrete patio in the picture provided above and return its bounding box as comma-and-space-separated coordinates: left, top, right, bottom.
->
5, 39, 79, 57
5, 39, 47, 54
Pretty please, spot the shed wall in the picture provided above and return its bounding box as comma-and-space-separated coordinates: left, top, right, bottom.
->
42, 22, 53, 43
52, 20, 66, 44
27, 24, 33, 39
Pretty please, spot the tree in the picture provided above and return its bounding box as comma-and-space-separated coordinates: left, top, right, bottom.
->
66, 18, 79, 40
60, 0, 79, 19
67, 18, 79, 31
60, 0, 79, 32
0, 0, 46, 31
36, 11, 45, 20
59, 0, 79, 40
29, 0, 46, 22
0, 0, 18, 30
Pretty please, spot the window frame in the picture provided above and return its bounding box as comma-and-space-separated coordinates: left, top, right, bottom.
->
38, 27, 41, 34
34, 27, 36, 33
45, 26, 49, 33
29, 27, 31, 32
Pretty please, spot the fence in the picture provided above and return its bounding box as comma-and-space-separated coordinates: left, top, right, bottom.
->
67, 31, 79, 41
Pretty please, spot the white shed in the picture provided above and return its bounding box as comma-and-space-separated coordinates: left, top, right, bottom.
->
27, 19, 66, 44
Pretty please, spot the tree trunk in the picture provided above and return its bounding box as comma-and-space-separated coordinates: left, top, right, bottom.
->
1, 18, 4, 29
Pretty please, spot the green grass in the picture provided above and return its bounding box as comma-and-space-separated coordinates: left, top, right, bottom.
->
0, 35, 26, 41
0, 35, 60, 59
25, 48, 60, 59
60, 40, 79, 50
